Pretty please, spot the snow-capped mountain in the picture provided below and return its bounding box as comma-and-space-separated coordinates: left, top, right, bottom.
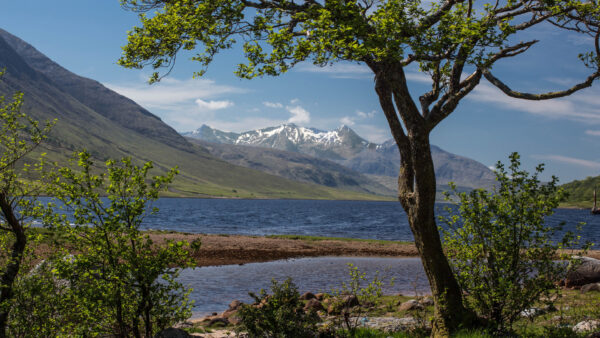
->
184, 124, 376, 161
183, 124, 496, 189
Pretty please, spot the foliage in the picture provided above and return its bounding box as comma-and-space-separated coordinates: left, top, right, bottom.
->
0, 74, 55, 336
237, 278, 320, 338
46, 152, 192, 337
440, 152, 588, 334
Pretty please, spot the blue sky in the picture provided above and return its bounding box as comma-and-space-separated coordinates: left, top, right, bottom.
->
1, 1, 600, 183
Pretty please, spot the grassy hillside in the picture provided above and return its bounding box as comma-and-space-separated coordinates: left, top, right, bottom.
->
561, 176, 600, 208
0, 29, 389, 201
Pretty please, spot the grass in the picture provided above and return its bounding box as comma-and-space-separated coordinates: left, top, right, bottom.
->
265, 234, 413, 245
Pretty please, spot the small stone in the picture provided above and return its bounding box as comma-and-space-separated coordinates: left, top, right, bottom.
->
520, 308, 542, 318
573, 320, 600, 333
300, 292, 316, 300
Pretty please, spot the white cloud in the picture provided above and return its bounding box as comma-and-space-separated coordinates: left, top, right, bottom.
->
104, 77, 246, 110
357, 110, 376, 118
340, 116, 355, 126
352, 125, 391, 143
263, 101, 283, 108
203, 117, 287, 133
586, 130, 600, 137
286, 105, 311, 124
404, 71, 432, 84
290, 98, 300, 104
468, 81, 600, 123
533, 154, 600, 170
296, 62, 372, 79
195, 99, 234, 110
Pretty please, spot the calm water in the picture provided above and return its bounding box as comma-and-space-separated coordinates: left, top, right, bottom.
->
145, 198, 600, 244
140, 198, 600, 315
182, 257, 428, 317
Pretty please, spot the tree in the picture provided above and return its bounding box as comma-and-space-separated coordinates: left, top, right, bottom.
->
0, 78, 54, 338
440, 153, 588, 334
48, 152, 192, 337
118, 1, 600, 334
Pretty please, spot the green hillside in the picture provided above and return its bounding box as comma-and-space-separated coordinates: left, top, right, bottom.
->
560, 176, 600, 208
0, 29, 386, 201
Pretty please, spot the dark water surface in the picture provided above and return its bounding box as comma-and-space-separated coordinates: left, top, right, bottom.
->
144, 199, 600, 315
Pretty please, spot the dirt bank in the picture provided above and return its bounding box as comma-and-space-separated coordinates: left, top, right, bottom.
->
146, 233, 420, 267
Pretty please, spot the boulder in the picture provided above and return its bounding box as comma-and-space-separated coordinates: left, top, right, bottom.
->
343, 295, 359, 308
315, 293, 325, 301
573, 320, 600, 333
153, 328, 191, 338
565, 257, 600, 287
228, 300, 243, 311
300, 292, 316, 300
398, 299, 423, 312
581, 283, 600, 293
303, 298, 324, 312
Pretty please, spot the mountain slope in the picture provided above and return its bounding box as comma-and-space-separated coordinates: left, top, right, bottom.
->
0, 29, 384, 201
561, 176, 600, 208
0, 28, 189, 151
188, 139, 396, 196
185, 124, 496, 190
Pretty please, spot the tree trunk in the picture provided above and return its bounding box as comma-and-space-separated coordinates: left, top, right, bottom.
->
370, 62, 476, 336
0, 193, 27, 338
404, 133, 475, 337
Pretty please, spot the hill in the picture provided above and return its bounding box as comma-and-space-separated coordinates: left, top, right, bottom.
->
561, 176, 600, 208
0, 28, 384, 201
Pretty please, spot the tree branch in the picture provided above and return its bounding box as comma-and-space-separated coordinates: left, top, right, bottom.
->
482, 69, 600, 100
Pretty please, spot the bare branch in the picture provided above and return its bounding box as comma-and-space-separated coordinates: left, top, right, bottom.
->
482, 69, 600, 100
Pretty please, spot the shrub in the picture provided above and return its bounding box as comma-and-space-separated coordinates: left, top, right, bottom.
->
47, 152, 193, 337
440, 152, 588, 334
237, 278, 320, 337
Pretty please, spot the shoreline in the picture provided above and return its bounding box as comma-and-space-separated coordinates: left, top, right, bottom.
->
146, 232, 419, 267
144, 232, 600, 267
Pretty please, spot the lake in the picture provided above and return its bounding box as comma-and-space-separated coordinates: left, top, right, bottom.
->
139, 198, 600, 316
145, 198, 600, 244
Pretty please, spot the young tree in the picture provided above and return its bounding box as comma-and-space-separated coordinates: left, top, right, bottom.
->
440, 153, 588, 334
118, 1, 600, 334
0, 80, 54, 338
49, 152, 192, 337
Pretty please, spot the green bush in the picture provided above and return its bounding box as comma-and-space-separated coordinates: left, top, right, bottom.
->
440, 153, 588, 334
237, 278, 320, 337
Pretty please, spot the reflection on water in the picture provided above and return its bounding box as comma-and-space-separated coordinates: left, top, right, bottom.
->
179, 256, 429, 317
